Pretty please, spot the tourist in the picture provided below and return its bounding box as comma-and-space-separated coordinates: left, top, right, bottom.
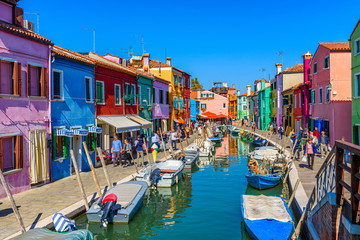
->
318, 131, 330, 158
111, 135, 122, 167
278, 125, 284, 140
198, 125, 203, 136
252, 121, 256, 132
123, 139, 132, 166
273, 122, 277, 133
135, 135, 145, 167
170, 129, 179, 150
313, 126, 320, 139
304, 138, 317, 170
151, 131, 160, 149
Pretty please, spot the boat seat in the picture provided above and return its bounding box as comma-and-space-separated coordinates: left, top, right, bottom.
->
105, 184, 142, 209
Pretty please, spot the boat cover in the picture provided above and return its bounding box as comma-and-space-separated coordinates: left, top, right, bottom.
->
105, 184, 142, 209
13, 228, 93, 240
243, 195, 292, 222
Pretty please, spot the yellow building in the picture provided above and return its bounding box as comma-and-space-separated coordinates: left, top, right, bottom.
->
282, 87, 294, 135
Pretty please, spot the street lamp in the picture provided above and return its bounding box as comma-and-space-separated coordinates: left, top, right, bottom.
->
83, 28, 96, 53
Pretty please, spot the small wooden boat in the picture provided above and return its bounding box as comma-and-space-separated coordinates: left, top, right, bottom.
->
13, 228, 94, 240
86, 181, 148, 225
245, 172, 283, 190
232, 128, 240, 136
175, 150, 199, 169
251, 139, 267, 147
241, 195, 294, 240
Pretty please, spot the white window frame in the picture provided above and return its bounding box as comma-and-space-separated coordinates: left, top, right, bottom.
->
311, 89, 315, 104
114, 84, 121, 106
125, 83, 130, 104
96, 80, 105, 105
314, 62, 318, 74
52, 69, 64, 100
85, 76, 93, 103
294, 94, 297, 109
355, 37, 360, 56
324, 56, 329, 69
147, 88, 151, 106
131, 84, 136, 105
138, 85, 141, 105
319, 87, 323, 104
355, 73, 360, 98
201, 103, 206, 109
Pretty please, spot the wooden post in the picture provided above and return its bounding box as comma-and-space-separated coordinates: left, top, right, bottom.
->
351, 154, 360, 223
128, 149, 139, 173
96, 147, 111, 187
184, 129, 189, 146
159, 130, 168, 161
82, 141, 101, 197
143, 138, 152, 165
70, 150, 89, 210
288, 179, 300, 207
0, 169, 26, 233
335, 146, 344, 206
283, 161, 293, 184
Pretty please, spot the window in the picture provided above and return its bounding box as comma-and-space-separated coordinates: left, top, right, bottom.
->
28, 65, 47, 97
85, 77, 93, 102
326, 86, 330, 103
174, 97, 178, 108
319, 88, 323, 104
243, 105, 247, 110
159, 89, 164, 104
299, 93, 301, 108
355, 73, 360, 97
201, 103, 206, 109
115, 84, 121, 105
53, 134, 69, 160
85, 133, 97, 152
223, 103, 226, 108
147, 88, 151, 105
290, 93, 293, 105
96, 81, 105, 104
355, 38, 360, 55
179, 76, 183, 86
138, 86, 141, 104
52, 70, 63, 100
314, 62, 317, 74
131, 85, 136, 105
243, 98, 246, 102
0, 61, 21, 96
311, 90, 315, 104
324, 56, 329, 69
174, 74, 178, 85
166, 91, 169, 104
0, 135, 23, 172
295, 95, 297, 108
152, 88, 155, 104
301, 91, 304, 105
179, 98, 183, 109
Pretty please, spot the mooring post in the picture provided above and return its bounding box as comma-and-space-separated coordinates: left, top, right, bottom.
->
96, 147, 112, 187
70, 150, 89, 210
83, 141, 101, 197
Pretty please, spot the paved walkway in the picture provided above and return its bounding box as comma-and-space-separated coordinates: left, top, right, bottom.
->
0, 134, 196, 240
239, 126, 326, 198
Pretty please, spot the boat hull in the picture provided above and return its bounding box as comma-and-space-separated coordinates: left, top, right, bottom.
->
184, 152, 199, 169
245, 173, 282, 190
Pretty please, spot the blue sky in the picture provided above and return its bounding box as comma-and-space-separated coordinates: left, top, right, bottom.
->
20, 0, 359, 93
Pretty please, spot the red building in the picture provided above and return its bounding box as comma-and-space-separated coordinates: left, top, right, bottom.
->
86, 52, 140, 150
183, 72, 191, 125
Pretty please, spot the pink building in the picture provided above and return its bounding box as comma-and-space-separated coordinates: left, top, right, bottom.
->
309, 42, 352, 145
0, 0, 52, 198
192, 90, 228, 117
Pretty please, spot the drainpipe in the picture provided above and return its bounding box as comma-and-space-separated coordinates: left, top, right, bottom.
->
48, 45, 53, 183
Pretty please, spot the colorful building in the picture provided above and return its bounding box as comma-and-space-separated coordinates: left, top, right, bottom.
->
183, 72, 191, 125
308, 42, 352, 145
282, 85, 295, 134
153, 76, 170, 132
245, 85, 255, 122
270, 78, 277, 123
190, 98, 200, 122
192, 90, 228, 119
0, 0, 52, 198
350, 20, 360, 145
228, 92, 237, 119
258, 86, 271, 130
50, 46, 97, 181
210, 82, 236, 97
299, 52, 313, 131
237, 90, 251, 120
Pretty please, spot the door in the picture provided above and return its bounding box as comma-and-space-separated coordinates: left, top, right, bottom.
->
71, 136, 82, 173
29, 130, 49, 184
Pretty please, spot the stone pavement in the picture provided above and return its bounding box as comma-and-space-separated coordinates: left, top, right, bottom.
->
0, 134, 196, 240
239, 126, 326, 198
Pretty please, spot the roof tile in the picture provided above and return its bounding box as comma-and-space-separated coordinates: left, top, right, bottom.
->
281, 63, 304, 74
319, 42, 350, 51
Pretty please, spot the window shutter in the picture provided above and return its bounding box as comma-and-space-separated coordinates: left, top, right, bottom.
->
27, 64, 31, 96
0, 138, 3, 171
12, 62, 18, 95
17, 62, 22, 96
52, 131, 57, 160
40, 67, 48, 97
15, 135, 23, 169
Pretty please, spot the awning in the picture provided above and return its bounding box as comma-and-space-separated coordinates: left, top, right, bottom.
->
201, 112, 218, 119
197, 114, 208, 118
228, 114, 236, 118
97, 115, 141, 133
217, 114, 227, 118
56, 129, 74, 137
71, 129, 89, 136
127, 115, 152, 129
88, 126, 102, 133
178, 118, 186, 124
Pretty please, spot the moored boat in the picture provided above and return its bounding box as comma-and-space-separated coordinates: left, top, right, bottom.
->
245, 172, 283, 190
251, 139, 267, 147
13, 228, 94, 240
154, 160, 185, 187
241, 195, 294, 240
86, 181, 148, 225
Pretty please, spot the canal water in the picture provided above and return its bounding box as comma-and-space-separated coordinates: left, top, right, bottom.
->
75, 135, 289, 239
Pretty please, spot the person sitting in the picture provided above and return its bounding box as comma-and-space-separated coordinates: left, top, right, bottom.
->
248, 156, 259, 174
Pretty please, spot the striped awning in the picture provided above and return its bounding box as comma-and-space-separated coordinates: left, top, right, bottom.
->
97, 115, 141, 133
71, 129, 89, 136
127, 115, 152, 129
88, 126, 102, 133
56, 129, 74, 137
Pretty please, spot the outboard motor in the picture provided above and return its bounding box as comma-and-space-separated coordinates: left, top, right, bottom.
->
100, 193, 117, 228
150, 167, 161, 188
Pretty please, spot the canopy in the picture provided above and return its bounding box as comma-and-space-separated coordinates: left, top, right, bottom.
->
228, 114, 236, 118
127, 115, 152, 129
88, 126, 102, 133
178, 118, 186, 124
200, 112, 218, 119
56, 129, 74, 137
197, 114, 208, 118
217, 114, 228, 118
70, 128, 89, 136
97, 115, 141, 133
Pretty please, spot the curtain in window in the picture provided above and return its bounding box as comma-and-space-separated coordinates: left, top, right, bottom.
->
29, 130, 48, 184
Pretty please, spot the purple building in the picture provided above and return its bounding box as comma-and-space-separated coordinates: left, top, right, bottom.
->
153, 76, 170, 132
0, 0, 52, 198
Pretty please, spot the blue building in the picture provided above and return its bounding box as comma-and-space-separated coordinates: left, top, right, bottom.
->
51, 46, 99, 181
190, 98, 200, 122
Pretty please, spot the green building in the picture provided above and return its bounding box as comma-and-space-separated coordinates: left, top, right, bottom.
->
257, 83, 271, 130
350, 19, 360, 145
237, 90, 248, 120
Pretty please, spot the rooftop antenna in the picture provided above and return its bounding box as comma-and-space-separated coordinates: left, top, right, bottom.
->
136, 35, 145, 54
121, 46, 133, 58
24, 12, 39, 34
83, 28, 96, 53
259, 68, 266, 79
276, 51, 284, 64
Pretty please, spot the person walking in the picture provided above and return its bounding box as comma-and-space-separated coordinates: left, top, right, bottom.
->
278, 125, 284, 140
304, 138, 317, 170
151, 131, 160, 149
135, 135, 145, 167
170, 129, 179, 150
111, 135, 122, 167
123, 139, 132, 166
318, 131, 330, 158
313, 126, 320, 139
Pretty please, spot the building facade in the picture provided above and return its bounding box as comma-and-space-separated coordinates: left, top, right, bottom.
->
228, 92, 237, 119
190, 98, 200, 122
153, 76, 170, 132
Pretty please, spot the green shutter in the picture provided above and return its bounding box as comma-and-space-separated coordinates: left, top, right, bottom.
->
63, 136, 69, 158
52, 130, 57, 160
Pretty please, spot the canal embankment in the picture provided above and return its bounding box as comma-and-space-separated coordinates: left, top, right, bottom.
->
1, 134, 196, 240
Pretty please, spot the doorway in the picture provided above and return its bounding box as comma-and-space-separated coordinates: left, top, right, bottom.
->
71, 135, 82, 173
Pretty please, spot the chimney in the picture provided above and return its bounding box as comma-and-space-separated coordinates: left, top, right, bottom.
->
232, 84, 235, 89
237, 90, 241, 96
246, 84, 251, 96
166, 57, 172, 66
275, 63, 282, 74
302, 51, 312, 83
142, 53, 150, 72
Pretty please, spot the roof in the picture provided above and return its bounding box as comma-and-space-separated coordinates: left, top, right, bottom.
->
53, 46, 95, 65
281, 64, 304, 74
254, 79, 269, 83
149, 59, 171, 68
0, 20, 52, 45
2, 0, 18, 5
240, 91, 254, 97
127, 65, 153, 79
282, 83, 303, 93
319, 42, 350, 51
350, 19, 360, 39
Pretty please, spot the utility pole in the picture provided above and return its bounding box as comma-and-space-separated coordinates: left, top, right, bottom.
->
24, 12, 39, 34
136, 35, 145, 54
83, 28, 96, 53
276, 51, 284, 64
121, 46, 133, 58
